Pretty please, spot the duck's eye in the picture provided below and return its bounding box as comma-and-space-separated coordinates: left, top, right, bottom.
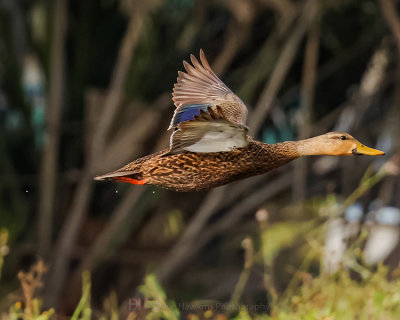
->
340, 135, 346, 140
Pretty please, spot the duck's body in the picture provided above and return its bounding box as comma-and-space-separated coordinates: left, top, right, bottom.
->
101, 139, 299, 191
95, 50, 384, 191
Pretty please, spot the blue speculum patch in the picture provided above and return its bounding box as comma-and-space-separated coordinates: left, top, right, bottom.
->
173, 104, 211, 126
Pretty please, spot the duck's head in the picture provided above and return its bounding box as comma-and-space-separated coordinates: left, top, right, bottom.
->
297, 132, 385, 156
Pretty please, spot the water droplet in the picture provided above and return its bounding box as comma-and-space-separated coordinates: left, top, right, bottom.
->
115, 190, 118, 194
25, 190, 28, 193
152, 191, 155, 194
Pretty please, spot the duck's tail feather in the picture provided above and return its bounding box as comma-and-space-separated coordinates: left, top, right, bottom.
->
94, 170, 147, 185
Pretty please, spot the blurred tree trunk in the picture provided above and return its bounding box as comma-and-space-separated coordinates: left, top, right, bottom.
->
249, 0, 318, 134
292, 16, 320, 203
37, 0, 68, 257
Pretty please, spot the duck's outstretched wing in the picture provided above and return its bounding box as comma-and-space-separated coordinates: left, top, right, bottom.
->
169, 106, 248, 154
169, 49, 248, 130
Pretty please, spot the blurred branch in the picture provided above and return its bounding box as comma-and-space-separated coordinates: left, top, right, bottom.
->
299, 20, 320, 135
155, 172, 292, 284
0, 137, 29, 227
229, 237, 254, 309
249, 0, 319, 134
84, 89, 103, 155
390, 67, 400, 155
292, 15, 320, 203
71, 94, 170, 273
343, 158, 399, 210
37, 0, 68, 257
156, 186, 227, 282
66, 93, 170, 302
333, 39, 390, 133
258, 0, 297, 19
64, 187, 147, 303
205, 173, 292, 239
212, 0, 256, 75
44, 171, 92, 308
96, 93, 171, 173
378, 0, 400, 206
314, 41, 391, 177
157, 172, 295, 286
1, 0, 27, 62
238, 2, 298, 101
76, 188, 145, 271
91, 10, 146, 157
275, 35, 379, 117
177, 0, 209, 50
378, 63, 400, 206
379, 0, 400, 55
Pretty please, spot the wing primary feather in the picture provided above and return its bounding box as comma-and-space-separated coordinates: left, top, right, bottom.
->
199, 49, 213, 72
171, 50, 249, 127
190, 54, 202, 69
191, 53, 213, 78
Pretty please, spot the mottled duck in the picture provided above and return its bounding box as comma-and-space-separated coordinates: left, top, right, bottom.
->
95, 50, 384, 192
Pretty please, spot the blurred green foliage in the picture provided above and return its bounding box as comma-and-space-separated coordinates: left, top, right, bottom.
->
139, 274, 180, 320
268, 265, 400, 320
71, 271, 92, 320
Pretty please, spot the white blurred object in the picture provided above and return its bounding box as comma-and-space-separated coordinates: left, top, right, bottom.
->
375, 207, 400, 225
345, 203, 363, 222
364, 226, 399, 265
22, 53, 46, 147
324, 204, 363, 273
364, 207, 400, 265
324, 219, 347, 273
323, 217, 361, 274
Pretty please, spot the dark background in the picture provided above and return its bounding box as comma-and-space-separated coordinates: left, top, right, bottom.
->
0, 0, 399, 317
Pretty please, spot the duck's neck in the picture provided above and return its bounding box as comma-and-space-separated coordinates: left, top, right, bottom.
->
251, 136, 335, 174
255, 141, 300, 171
258, 137, 329, 168
265, 136, 336, 157
264, 141, 301, 159
293, 136, 333, 156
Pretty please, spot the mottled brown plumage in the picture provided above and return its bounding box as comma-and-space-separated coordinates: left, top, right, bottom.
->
95, 51, 384, 192
104, 139, 298, 192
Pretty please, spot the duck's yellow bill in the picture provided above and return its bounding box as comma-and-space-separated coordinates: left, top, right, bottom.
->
354, 141, 385, 156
